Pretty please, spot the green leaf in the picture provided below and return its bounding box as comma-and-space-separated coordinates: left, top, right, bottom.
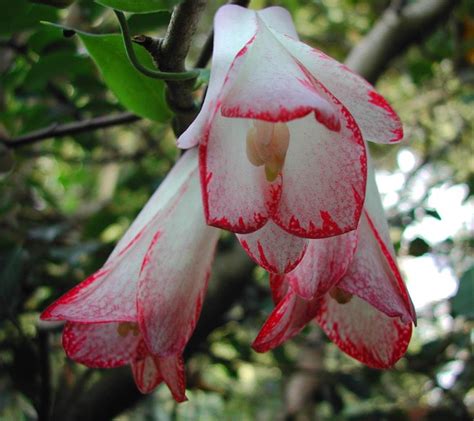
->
450, 266, 474, 319
95, 0, 180, 13
77, 32, 171, 122
408, 237, 431, 257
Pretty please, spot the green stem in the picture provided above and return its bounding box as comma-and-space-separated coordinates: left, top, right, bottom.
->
114, 10, 199, 81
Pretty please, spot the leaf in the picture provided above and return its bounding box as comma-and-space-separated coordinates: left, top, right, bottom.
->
77, 32, 172, 122
95, 0, 181, 13
425, 208, 441, 220
450, 266, 474, 319
408, 237, 431, 257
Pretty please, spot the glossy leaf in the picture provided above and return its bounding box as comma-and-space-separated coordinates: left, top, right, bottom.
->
77, 33, 171, 122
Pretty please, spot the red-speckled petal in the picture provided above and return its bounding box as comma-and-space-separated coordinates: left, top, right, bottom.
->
132, 354, 187, 401
272, 88, 367, 239
338, 212, 415, 324
200, 113, 282, 233
220, 18, 339, 129
316, 293, 412, 368
238, 221, 308, 274
41, 151, 200, 323
272, 32, 403, 144
253, 288, 320, 352
155, 354, 187, 402
62, 322, 141, 369
288, 230, 358, 299
137, 165, 220, 356
269, 273, 289, 304
131, 353, 163, 394
337, 159, 416, 324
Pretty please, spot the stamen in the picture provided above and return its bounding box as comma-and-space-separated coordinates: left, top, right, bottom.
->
329, 287, 353, 304
117, 322, 140, 337
246, 127, 265, 166
245, 120, 290, 182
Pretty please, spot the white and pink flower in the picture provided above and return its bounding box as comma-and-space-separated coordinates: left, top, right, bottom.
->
41, 150, 220, 399
251, 160, 416, 368
178, 6, 403, 277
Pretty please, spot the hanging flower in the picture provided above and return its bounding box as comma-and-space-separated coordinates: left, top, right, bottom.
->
250, 158, 416, 368
41, 150, 220, 399
178, 6, 403, 264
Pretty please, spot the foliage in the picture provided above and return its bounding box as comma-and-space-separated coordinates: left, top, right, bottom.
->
0, 0, 473, 420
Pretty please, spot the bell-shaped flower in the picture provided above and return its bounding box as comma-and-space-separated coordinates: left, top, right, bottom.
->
41, 150, 220, 399
251, 159, 416, 369
178, 5, 402, 259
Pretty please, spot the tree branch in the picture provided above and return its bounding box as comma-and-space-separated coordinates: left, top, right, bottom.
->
1, 112, 139, 149
345, 0, 460, 83
157, 0, 207, 135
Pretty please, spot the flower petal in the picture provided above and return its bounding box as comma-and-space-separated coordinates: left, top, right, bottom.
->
253, 288, 319, 353
109, 148, 200, 260
338, 212, 415, 324
316, 293, 412, 368
337, 161, 416, 324
237, 221, 308, 273
41, 151, 200, 323
257, 6, 298, 38
288, 230, 358, 299
220, 17, 339, 128
137, 163, 220, 356
41, 246, 145, 323
200, 114, 282, 232
155, 354, 187, 403
62, 322, 141, 368
177, 5, 257, 148
273, 105, 366, 238
131, 353, 163, 394
272, 32, 403, 143
131, 354, 187, 401
269, 273, 289, 304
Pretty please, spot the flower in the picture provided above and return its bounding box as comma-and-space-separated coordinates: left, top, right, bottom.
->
250, 158, 416, 368
178, 6, 403, 266
41, 150, 220, 399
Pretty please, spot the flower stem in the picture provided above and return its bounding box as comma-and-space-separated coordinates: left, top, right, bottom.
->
114, 10, 199, 81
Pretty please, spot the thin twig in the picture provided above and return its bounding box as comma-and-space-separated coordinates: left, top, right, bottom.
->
114, 10, 199, 81
1, 112, 140, 148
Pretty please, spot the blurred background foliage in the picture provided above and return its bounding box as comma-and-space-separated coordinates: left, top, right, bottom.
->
0, 0, 473, 420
